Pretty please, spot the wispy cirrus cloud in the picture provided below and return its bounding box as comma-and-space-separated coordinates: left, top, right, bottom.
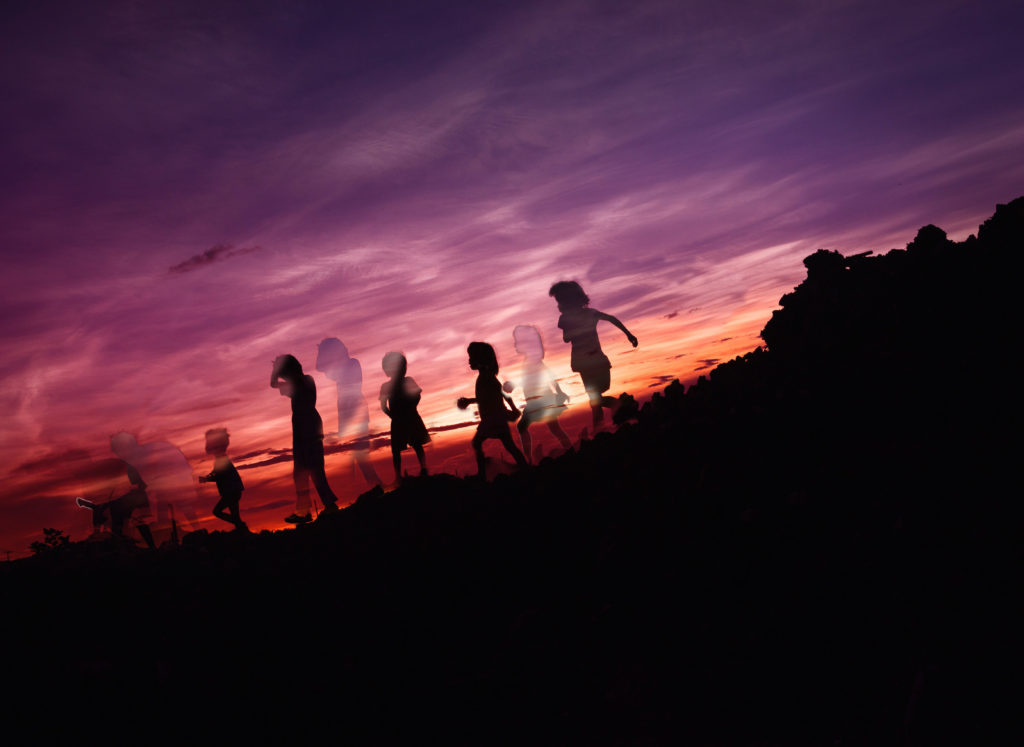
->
169, 244, 262, 274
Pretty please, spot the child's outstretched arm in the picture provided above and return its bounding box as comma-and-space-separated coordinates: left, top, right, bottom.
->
595, 311, 638, 347
456, 396, 477, 409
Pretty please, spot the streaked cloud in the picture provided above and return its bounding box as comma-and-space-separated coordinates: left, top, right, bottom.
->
169, 244, 261, 274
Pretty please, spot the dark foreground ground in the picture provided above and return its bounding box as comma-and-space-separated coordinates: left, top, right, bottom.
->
3, 199, 1021, 744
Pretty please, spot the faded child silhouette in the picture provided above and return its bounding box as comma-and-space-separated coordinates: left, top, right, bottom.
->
75, 458, 156, 549
379, 352, 429, 483
457, 342, 528, 479
549, 281, 638, 429
509, 325, 573, 462
110, 431, 200, 541
315, 337, 381, 487
199, 427, 247, 532
270, 354, 339, 523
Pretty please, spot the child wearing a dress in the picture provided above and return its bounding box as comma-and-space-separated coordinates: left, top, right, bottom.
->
379, 352, 429, 483
548, 281, 638, 430
457, 342, 528, 479
510, 325, 573, 462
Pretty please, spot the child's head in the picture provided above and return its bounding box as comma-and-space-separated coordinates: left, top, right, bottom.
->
315, 337, 349, 374
548, 280, 589, 311
109, 431, 138, 460
467, 342, 499, 374
275, 354, 303, 380
382, 351, 407, 379
205, 427, 230, 455
513, 325, 544, 359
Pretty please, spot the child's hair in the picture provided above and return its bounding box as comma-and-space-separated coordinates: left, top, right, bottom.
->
276, 354, 303, 379
205, 427, 230, 451
467, 342, 499, 373
316, 337, 348, 369
382, 351, 407, 379
548, 280, 589, 308
513, 325, 545, 358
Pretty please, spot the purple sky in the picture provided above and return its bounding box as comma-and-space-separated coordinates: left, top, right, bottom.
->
2, 0, 1022, 552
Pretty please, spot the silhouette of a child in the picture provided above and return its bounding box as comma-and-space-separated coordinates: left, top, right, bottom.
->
549, 281, 637, 429
271, 354, 340, 523
199, 427, 247, 532
510, 325, 572, 462
457, 342, 528, 479
379, 352, 429, 482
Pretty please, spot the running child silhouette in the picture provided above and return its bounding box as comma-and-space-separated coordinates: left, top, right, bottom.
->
548, 281, 638, 430
379, 352, 429, 483
457, 342, 528, 479
270, 354, 340, 523
199, 427, 247, 532
510, 325, 572, 462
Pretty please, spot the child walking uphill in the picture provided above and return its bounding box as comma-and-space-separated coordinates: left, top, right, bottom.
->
549, 281, 638, 430
379, 352, 429, 483
511, 325, 573, 462
199, 427, 247, 532
457, 342, 528, 479
270, 354, 340, 523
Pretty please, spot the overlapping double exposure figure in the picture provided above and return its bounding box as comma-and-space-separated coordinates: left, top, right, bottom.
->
316, 337, 381, 488
549, 281, 638, 431
508, 324, 573, 462
78, 432, 200, 547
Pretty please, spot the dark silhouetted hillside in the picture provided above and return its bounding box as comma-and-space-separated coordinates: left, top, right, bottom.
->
3, 198, 1020, 745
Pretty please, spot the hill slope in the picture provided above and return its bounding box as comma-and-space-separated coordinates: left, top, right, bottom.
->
4, 198, 1020, 744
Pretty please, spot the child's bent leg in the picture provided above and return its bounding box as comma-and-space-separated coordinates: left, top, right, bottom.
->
471, 433, 487, 478
547, 419, 573, 450
517, 419, 532, 464
355, 449, 380, 485
499, 432, 528, 468
213, 497, 231, 525
136, 522, 156, 549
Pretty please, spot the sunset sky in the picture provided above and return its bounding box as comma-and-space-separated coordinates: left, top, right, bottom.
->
2, 0, 1022, 555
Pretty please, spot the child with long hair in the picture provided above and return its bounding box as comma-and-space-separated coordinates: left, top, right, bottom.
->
270, 354, 339, 523
379, 351, 429, 482
548, 281, 638, 430
510, 325, 573, 461
457, 342, 528, 479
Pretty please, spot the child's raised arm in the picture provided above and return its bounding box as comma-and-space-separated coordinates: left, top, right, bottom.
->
595, 311, 638, 347
270, 356, 291, 396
